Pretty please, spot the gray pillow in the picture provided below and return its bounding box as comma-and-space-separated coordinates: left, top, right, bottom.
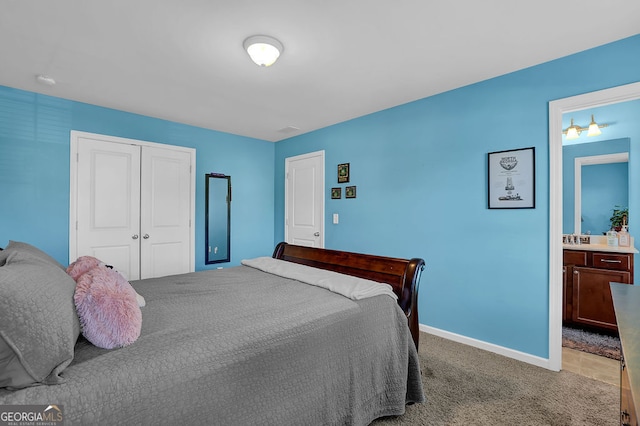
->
0, 241, 65, 270
0, 246, 80, 389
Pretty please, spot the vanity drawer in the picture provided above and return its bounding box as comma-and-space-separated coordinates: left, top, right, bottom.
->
563, 250, 587, 266
592, 253, 631, 271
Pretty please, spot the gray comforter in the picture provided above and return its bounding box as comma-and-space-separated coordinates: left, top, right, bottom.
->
0, 265, 425, 425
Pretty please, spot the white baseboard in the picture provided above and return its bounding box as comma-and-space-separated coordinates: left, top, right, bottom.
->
419, 324, 553, 370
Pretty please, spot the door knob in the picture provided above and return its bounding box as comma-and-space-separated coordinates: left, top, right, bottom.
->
132, 234, 139, 240
143, 234, 150, 239
314, 232, 320, 237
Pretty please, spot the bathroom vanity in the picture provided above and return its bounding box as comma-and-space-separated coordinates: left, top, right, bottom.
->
563, 237, 637, 333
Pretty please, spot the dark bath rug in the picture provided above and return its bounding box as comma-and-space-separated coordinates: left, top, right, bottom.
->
562, 326, 621, 360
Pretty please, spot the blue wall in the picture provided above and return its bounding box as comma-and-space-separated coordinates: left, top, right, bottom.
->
274, 34, 640, 358
0, 87, 275, 269
2, 33, 639, 361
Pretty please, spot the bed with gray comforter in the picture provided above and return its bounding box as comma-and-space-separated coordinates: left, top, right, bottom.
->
0, 261, 425, 425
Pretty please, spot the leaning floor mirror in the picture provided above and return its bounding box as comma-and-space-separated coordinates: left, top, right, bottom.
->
205, 173, 231, 264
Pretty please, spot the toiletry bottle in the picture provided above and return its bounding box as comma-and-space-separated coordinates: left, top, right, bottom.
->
607, 228, 619, 247
618, 225, 630, 247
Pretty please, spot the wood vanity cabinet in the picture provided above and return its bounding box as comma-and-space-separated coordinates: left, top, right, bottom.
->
563, 250, 634, 332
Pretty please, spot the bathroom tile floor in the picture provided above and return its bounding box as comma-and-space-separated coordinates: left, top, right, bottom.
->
562, 346, 619, 386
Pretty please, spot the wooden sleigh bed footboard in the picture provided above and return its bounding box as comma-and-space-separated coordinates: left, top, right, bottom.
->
272, 242, 425, 349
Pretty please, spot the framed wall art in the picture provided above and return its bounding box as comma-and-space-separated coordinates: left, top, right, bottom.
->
338, 163, 350, 183
487, 147, 535, 209
345, 186, 357, 199
331, 187, 342, 199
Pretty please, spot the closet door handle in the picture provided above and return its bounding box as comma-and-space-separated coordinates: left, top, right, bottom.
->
132, 234, 139, 240
143, 234, 150, 239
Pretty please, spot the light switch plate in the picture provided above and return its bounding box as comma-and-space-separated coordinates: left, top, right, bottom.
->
333, 213, 339, 224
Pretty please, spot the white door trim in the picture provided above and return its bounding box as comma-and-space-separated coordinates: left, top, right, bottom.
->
69, 130, 196, 271
548, 81, 640, 371
284, 150, 325, 247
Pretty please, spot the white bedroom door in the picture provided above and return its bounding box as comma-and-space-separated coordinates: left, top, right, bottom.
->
285, 150, 324, 248
72, 132, 194, 280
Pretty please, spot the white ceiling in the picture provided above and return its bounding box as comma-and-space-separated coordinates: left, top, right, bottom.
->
1, 1, 639, 142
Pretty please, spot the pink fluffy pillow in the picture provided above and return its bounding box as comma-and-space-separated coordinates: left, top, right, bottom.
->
66, 255, 102, 281
74, 265, 142, 349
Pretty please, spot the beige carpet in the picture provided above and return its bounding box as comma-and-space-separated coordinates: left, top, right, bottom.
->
374, 332, 618, 425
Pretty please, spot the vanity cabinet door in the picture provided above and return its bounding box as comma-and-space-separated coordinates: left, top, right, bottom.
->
572, 266, 630, 331
563, 266, 572, 322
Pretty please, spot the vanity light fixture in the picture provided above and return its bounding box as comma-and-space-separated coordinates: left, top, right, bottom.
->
243, 35, 284, 67
564, 119, 580, 140
586, 114, 604, 137
563, 115, 608, 140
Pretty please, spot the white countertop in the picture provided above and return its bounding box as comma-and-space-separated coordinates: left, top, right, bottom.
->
563, 235, 639, 254
563, 243, 639, 254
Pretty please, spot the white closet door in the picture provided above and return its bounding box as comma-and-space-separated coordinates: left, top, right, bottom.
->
72, 131, 194, 281
76, 137, 141, 280
140, 146, 192, 279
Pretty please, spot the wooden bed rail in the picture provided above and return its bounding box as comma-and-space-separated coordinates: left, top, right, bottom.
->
272, 242, 425, 350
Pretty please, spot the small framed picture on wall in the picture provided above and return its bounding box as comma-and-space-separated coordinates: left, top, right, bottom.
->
331, 187, 342, 199
487, 147, 535, 209
338, 163, 350, 183
345, 186, 356, 199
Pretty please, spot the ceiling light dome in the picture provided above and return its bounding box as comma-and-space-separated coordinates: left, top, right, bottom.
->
243, 35, 283, 67
35, 74, 56, 86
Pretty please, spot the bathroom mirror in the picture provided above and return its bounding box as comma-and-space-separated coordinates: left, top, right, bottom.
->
575, 151, 628, 235
205, 173, 231, 264
563, 142, 629, 235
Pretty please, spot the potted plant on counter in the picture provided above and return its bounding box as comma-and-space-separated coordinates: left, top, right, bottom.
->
610, 206, 628, 231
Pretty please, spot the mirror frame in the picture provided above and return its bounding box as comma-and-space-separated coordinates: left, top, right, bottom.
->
548, 81, 640, 371
205, 173, 231, 264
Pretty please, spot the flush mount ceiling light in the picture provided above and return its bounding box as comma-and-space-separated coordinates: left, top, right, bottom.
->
35, 74, 56, 86
563, 114, 608, 140
243, 35, 283, 67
